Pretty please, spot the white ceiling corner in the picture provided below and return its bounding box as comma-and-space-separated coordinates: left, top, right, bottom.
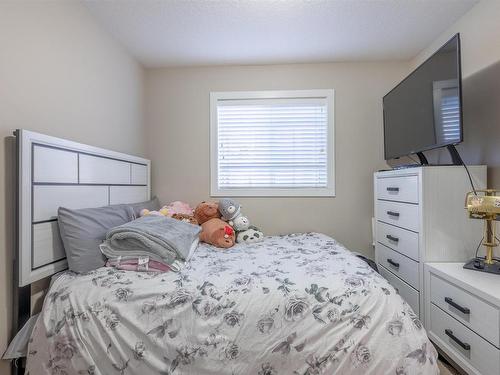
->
84, 0, 479, 68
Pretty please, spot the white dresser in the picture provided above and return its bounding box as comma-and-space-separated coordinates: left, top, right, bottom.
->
425, 263, 500, 375
374, 166, 486, 324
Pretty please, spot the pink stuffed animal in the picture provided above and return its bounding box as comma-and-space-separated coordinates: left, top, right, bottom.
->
165, 201, 194, 217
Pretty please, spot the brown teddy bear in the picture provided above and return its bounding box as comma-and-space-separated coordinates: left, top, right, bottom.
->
199, 218, 235, 248
194, 201, 221, 224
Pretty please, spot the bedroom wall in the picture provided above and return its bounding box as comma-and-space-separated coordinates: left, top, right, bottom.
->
0, 1, 144, 371
402, 0, 500, 188
144, 62, 409, 260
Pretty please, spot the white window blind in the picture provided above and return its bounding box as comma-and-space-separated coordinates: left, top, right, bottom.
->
440, 93, 461, 143
210, 90, 335, 197
433, 79, 461, 145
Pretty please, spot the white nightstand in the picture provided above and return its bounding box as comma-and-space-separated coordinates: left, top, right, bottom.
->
424, 263, 500, 375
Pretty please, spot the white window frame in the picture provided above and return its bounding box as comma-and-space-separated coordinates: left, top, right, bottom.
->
210, 89, 335, 197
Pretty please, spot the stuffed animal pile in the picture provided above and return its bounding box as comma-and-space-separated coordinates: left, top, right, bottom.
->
140, 199, 263, 249
197, 198, 264, 248
141, 198, 264, 249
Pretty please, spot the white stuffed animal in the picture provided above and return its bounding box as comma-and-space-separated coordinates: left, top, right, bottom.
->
230, 214, 250, 231
236, 226, 264, 243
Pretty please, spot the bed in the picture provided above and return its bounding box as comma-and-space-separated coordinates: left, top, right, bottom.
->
15, 130, 438, 374
26, 233, 438, 374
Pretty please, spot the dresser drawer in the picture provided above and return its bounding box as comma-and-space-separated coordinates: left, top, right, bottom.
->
376, 221, 419, 261
376, 200, 419, 232
376, 175, 419, 203
430, 273, 500, 347
430, 304, 500, 375
379, 264, 419, 316
376, 243, 419, 289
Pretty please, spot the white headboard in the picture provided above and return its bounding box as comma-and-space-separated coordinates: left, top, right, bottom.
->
17, 130, 151, 287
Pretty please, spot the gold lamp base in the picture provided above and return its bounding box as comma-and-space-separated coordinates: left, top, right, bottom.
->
465, 214, 500, 274
464, 189, 500, 275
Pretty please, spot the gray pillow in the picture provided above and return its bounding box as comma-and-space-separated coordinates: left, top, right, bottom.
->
128, 196, 161, 217
58, 204, 135, 273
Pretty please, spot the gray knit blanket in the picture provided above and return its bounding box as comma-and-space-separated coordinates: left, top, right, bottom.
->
100, 216, 201, 270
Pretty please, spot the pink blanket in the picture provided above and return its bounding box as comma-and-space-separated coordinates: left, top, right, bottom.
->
105, 257, 171, 273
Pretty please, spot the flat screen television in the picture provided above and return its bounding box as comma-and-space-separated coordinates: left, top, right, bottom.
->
383, 34, 463, 163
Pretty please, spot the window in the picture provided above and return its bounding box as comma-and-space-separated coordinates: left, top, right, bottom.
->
210, 90, 335, 197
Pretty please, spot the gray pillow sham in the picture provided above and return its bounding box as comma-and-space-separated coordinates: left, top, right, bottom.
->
58, 204, 135, 273
128, 196, 161, 217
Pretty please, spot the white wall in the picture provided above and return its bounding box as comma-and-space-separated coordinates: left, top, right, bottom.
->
0, 2, 145, 371
144, 62, 409, 259
405, 0, 500, 187
410, 0, 500, 77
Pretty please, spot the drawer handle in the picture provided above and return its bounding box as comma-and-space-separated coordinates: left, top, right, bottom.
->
386, 211, 400, 217
386, 234, 399, 242
387, 258, 400, 268
445, 329, 471, 351
386, 187, 400, 192
444, 297, 470, 314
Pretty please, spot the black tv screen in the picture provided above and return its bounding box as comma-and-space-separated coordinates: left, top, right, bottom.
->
383, 34, 463, 160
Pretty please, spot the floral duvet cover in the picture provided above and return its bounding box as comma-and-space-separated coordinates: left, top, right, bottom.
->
26, 233, 438, 375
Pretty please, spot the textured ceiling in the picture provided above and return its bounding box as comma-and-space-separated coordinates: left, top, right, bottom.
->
84, 0, 478, 67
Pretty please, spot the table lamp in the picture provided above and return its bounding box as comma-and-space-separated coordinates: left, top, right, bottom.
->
464, 190, 500, 274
